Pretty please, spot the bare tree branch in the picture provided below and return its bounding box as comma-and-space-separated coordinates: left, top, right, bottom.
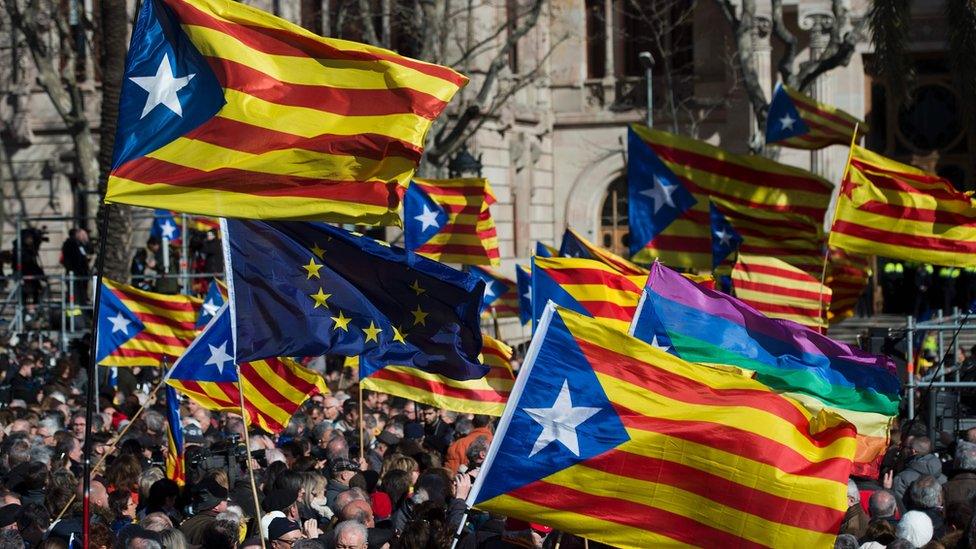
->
769, 0, 798, 86
796, 0, 865, 92
713, 0, 768, 129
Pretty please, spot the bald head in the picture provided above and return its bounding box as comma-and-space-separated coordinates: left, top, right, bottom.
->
335, 488, 367, 513
78, 480, 108, 508
869, 490, 897, 519
340, 499, 374, 528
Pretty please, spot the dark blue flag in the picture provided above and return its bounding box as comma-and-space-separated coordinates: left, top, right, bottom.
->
224, 220, 488, 381
516, 264, 531, 325
150, 210, 181, 241
709, 202, 742, 268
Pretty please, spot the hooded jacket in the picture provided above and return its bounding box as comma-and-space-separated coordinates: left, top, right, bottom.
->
892, 453, 947, 511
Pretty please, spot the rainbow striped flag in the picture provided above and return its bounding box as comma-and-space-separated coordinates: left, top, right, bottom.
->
471, 304, 857, 548
95, 279, 201, 367
166, 305, 329, 433
732, 254, 831, 331
829, 145, 976, 267
164, 385, 185, 486
360, 335, 514, 416
629, 125, 832, 272
559, 228, 647, 276
632, 262, 899, 470
826, 249, 870, 324
531, 257, 645, 333
106, 0, 466, 224
766, 83, 866, 150
470, 266, 520, 318
404, 178, 500, 266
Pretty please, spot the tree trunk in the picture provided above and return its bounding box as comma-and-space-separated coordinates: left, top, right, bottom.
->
95, 0, 132, 282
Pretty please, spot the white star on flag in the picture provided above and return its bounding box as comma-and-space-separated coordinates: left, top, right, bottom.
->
523, 379, 601, 457
414, 205, 441, 232
649, 334, 672, 353
484, 283, 496, 298
128, 53, 195, 119
779, 113, 796, 131
202, 299, 219, 317
205, 341, 233, 375
108, 312, 131, 335
714, 228, 733, 247
160, 221, 177, 240
640, 175, 678, 214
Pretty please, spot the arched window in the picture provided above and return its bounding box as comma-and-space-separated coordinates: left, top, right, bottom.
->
599, 176, 629, 256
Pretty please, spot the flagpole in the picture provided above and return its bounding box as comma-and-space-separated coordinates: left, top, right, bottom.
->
235, 365, 267, 549
358, 383, 365, 463
817, 122, 860, 328
53, 374, 168, 525
81, 206, 113, 549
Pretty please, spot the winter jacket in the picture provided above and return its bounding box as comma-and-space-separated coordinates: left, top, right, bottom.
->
892, 453, 947, 511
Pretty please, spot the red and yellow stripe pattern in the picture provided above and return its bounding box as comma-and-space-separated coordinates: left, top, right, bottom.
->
826, 248, 870, 324
630, 125, 832, 273
732, 254, 831, 331
361, 335, 514, 416
562, 228, 647, 276
167, 357, 328, 433
773, 85, 867, 150
830, 145, 976, 267
106, 0, 467, 224
99, 279, 201, 367
475, 307, 856, 548
410, 178, 500, 266
533, 257, 646, 333
477, 266, 521, 319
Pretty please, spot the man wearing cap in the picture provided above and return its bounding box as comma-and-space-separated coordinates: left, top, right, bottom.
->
367, 431, 400, 473
0, 503, 21, 531
180, 477, 229, 544
327, 458, 360, 515
268, 516, 304, 548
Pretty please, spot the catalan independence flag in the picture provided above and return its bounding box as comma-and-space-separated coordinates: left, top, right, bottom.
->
516, 265, 532, 325
628, 125, 832, 272
196, 278, 227, 328
166, 304, 329, 433
559, 229, 647, 276
829, 145, 976, 267
404, 178, 500, 266
360, 335, 514, 416
826, 248, 870, 324
632, 262, 899, 470
766, 83, 866, 150
532, 257, 645, 333
732, 254, 831, 331
164, 385, 185, 486
470, 304, 857, 548
536, 242, 558, 258
106, 0, 466, 224
469, 266, 520, 319
96, 279, 201, 367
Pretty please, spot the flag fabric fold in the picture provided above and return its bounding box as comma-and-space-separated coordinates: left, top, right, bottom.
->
765, 83, 866, 150
403, 178, 500, 266
470, 304, 857, 548
826, 249, 871, 324
632, 262, 899, 467
360, 335, 515, 416
165, 304, 329, 433
196, 278, 227, 327
224, 219, 488, 380
106, 0, 466, 224
628, 125, 832, 271
164, 385, 186, 485
732, 254, 831, 331
516, 265, 532, 325
559, 228, 647, 276
829, 145, 976, 267
531, 257, 646, 332
95, 279, 201, 367
469, 266, 520, 319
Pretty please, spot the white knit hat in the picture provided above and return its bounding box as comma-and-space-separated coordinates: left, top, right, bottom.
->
896, 510, 934, 547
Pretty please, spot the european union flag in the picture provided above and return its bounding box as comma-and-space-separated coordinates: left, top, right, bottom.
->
709, 202, 742, 268
150, 210, 181, 241
627, 127, 696, 256
225, 220, 488, 381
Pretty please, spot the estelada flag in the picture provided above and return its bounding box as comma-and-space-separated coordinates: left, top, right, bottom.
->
766, 83, 867, 150
470, 304, 857, 548
106, 0, 466, 225
829, 145, 976, 267
403, 178, 500, 266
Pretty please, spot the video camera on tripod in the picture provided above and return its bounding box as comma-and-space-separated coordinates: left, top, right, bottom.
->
185, 434, 265, 486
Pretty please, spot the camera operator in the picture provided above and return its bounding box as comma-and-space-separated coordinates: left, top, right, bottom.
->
60, 228, 92, 307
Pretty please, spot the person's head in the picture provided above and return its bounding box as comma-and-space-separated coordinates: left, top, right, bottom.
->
908, 475, 943, 510
502, 518, 551, 549
833, 534, 858, 549
194, 478, 229, 515
75, 228, 88, 244
896, 510, 934, 547
267, 517, 302, 549
861, 518, 896, 545
81, 480, 109, 509
326, 436, 349, 462
298, 472, 326, 511
466, 436, 489, 468
869, 490, 897, 519
140, 512, 174, 532
105, 454, 142, 493
909, 436, 932, 457
147, 478, 180, 509
339, 499, 374, 528
322, 397, 340, 421
381, 454, 419, 483
957, 442, 976, 471
330, 458, 359, 486
156, 529, 187, 549
966, 427, 976, 445
262, 488, 300, 521
109, 489, 137, 520
200, 518, 240, 549
380, 469, 412, 505
420, 405, 438, 424
69, 413, 86, 440
342, 401, 359, 425
333, 520, 367, 549
334, 488, 367, 515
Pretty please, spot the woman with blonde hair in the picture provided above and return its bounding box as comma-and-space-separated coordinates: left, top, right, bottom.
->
297, 472, 332, 525
380, 453, 419, 484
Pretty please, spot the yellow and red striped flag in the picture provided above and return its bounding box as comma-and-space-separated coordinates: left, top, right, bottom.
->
359, 335, 514, 416
470, 305, 857, 548
559, 228, 648, 276
827, 248, 871, 324
95, 279, 201, 367
106, 0, 466, 224
829, 145, 976, 267
470, 266, 521, 319
766, 84, 867, 150
404, 178, 500, 266
168, 356, 328, 434
732, 254, 831, 331
629, 125, 832, 272
531, 257, 646, 332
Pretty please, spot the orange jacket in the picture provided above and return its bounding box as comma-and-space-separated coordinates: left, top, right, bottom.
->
445, 426, 493, 474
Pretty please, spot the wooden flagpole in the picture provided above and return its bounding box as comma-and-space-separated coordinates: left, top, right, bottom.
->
236, 365, 266, 549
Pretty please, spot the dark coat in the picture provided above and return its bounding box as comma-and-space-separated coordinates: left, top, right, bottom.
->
945, 471, 976, 509
180, 510, 217, 545
839, 504, 870, 538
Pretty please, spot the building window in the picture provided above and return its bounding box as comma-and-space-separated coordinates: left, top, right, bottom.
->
506, 0, 520, 72
616, 0, 693, 80
599, 176, 629, 256
585, 0, 607, 78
